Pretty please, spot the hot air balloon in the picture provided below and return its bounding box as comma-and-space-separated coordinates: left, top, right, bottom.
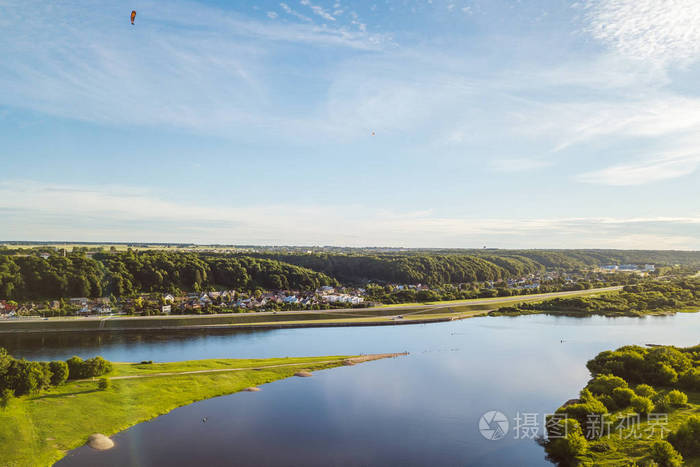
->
371, 131, 375, 136
131, 10, 136, 25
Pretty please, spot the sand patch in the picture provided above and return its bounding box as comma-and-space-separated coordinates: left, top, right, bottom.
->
87, 433, 114, 450
244, 387, 261, 392
294, 371, 312, 377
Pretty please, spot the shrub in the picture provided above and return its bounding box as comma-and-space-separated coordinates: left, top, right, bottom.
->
653, 394, 671, 413
667, 390, 687, 407
612, 387, 636, 408
66, 356, 85, 379
635, 384, 657, 398
678, 368, 700, 391
97, 378, 111, 390
48, 361, 69, 386
546, 418, 588, 463
0, 388, 13, 409
668, 415, 700, 457
557, 397, 608, 436
586, 374, 628, 396
649, 440, 683, 467
631, 395, 654, 415
597, 394, 618, 411
66, 355, 112, 379
84, 356, 112, 377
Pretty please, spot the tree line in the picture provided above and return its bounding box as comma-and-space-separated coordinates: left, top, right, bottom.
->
0, 348, 112, 404
0, 251, 337, 300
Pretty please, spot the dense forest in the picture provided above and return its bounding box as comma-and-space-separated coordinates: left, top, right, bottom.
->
0, 252, 336, 300
1, 247, 698, 301
245, 249, 700, 285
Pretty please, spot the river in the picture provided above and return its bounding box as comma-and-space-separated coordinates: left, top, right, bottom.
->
3, 313, 698, 466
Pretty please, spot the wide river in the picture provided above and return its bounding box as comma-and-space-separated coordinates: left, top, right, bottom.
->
2, 313, 699, 466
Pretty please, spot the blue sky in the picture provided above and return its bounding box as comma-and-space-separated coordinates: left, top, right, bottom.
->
1, 0, 699, 248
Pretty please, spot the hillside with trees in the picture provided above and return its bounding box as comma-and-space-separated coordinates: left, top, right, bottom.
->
1, 247, 698, 301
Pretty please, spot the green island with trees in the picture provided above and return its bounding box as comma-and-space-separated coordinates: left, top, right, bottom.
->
491, 279, 700, 317
0, 346, 391, 466
543, 344, 700, 466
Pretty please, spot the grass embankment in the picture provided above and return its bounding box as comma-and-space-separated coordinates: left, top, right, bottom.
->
0, 355, 382, 467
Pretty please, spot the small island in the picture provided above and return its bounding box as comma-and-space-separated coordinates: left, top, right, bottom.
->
543, 344, 699, 466
0, 349, 404, 466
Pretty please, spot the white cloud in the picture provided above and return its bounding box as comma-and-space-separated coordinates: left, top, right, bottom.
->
300, 0, 336, 21
586, 0, 700, 67
280, 2, 312, 22
2, 181, 699, 248
576, 150, 700, 185
267, 11, 279, 19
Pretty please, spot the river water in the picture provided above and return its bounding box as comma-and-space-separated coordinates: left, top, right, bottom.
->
3, 313, 698, 466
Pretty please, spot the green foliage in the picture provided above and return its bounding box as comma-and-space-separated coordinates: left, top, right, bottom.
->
667, 415, 700, 457
97, 378, 110, 390
5, 360, 49, 396
586, 374, 628, 395
0, 388, 13, 409
66, 355, 112, 379
611, 387, 636, 408
679, 368, 700, 391
556, 395, 608, 435
649, 440, 683, 467
546, 418, 588, 464
630, 395, 654, 415
586, 343, 697, 387
635, 384, 657, 398
666, 389, 687, 406
48, 361, 69, 386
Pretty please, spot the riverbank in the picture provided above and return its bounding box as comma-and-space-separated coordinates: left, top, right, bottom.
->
0, 354, 403, 467
0, 287, 621, 334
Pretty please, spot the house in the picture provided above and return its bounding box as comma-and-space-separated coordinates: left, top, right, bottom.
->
39, 253, 50, 260
283, 296, 299, 304
50, 300, 61, 309
162, 294, 175, 303
161, 305, 171, 314
69, 297, 88, 307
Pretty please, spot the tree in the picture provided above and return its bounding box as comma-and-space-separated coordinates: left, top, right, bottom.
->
66, 356, 85, 379
631, 395, 654, 415
48, 361, 69, 386
546, 418, 588, 463
668, 415, 700, 457
649, 440, 683, 467
667, 389, 688, 406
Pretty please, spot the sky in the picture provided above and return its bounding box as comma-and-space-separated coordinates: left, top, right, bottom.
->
1, 0, 699, 249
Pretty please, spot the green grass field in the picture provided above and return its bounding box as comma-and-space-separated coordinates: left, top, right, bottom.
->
0, 356, 359, 467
